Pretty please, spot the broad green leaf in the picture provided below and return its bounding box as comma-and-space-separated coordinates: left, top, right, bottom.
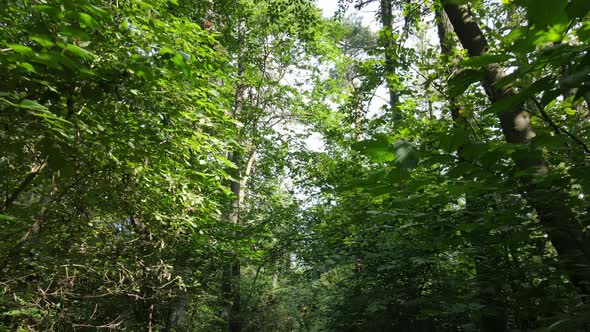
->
483, 94, 524, 115
560, 67, 590, 89
18, 62, 37, 73
32, 110, 71, 126
65, 44, 95, 59
0, 214, 17, 221
531, 134, 568, 150
30, 53, 60, 69
32, 5, 63, 19
578, 21, 590, 41
564, 107, 576, 115
82, 3, 109, 19
171, 53, 186, 67
160, 47, 175, 55
461, 54, 510, 68
352, 137, 395, 162
19, 99, 47, 111
393, 139, 418, 171
484, 76, 553, 114
30, 35, 54, 47
32, 52, 79, 70
518, 0, 569, 28
7, 44, 34, 56
78, 13, 99, 29
447, 69, 484, 98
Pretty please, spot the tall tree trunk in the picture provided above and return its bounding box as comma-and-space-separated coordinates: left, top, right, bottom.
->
222, 133, 244, 332
222, 24, 247, 331
442, 1, 590, 296
437, 10, 508, 331
380, 0, 401, 125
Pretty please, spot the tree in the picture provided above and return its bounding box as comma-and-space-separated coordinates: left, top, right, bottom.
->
2, 0, 590, 330
0, 0, 235, 329
442, 0, 590, 297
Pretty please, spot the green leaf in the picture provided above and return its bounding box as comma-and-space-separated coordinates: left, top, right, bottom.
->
518, 0, 569, 28
171, 53, 188, 70
32, 109, 72, 127
483, 94, 524, 115
159, 47, 175, 55
65, 44, 95, 59
78, 13, 99, 29
393, 139, 418, 171
447, 69, 484, 98
30, 35, 54, 47
531, 134, 568, 150
32, 52, 80, 70
7, 44, 34, 56
352, 137, 395, 163
19, 99, 47, 111
484, 76, 554, 114
578, 21, 590, 41
564, 107, 576, 115
461, 54, 510, 68
0, 214, 17, 221
560, 67, 590, 89
82, 3, 109, 19
30, 53, 59, 69
32, 5, 64, 19
18, 62, 37, 73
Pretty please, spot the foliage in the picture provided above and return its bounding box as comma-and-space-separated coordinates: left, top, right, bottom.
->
0, 0, 235, 330
1, 0, 590, 331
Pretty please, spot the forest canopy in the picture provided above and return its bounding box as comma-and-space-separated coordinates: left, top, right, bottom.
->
1, 0, 590, 331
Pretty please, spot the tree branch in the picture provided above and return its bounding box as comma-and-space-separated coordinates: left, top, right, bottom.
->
1, 159, 47, 213
530, 97, 590, 154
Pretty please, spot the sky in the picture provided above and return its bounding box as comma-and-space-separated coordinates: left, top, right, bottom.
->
298, 0, 387, 153
315, 0, 381, 30
315, 0, 339, 16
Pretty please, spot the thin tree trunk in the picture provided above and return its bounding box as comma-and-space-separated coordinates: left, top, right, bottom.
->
442, 1, 590, 296
437, 10, 508, 331
222, 21, 252, 331
223, 109, 245, 332
380, 0, 401, 125
224, 148, 255, 332
147, 304, 154, 332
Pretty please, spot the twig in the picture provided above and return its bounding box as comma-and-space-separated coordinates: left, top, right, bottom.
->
530, 97, 590, 154
1, 159, 47, 212
72, 316, 123, 329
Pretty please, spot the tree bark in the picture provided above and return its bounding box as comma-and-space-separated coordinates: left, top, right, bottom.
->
380, 0, 401, 125
223, 110, 245, 332
437, 10, 508, 331
222, 21, 253, 331
442, 1, 590, 296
